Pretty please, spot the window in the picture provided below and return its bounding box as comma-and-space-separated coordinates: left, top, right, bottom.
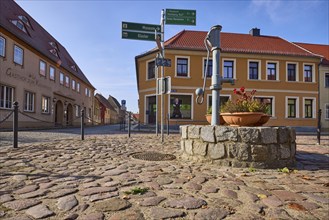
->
14, 45, 23, 65
325, 104, 329, 119
65, 76, 70, 88
203, 59, 213, 77
208, 95, 230, 111
85, 88, 90, 97
223, 60, 234, 79
170, 95, 192, 119
304, 64, 313, 82
77, 83, 80, 93
49, 49, 58, 57
287, 63, 297, 81
325, 73, 329, 88
267, 62, 277, 80
11, 20, 27, 33
75, 105, 80, 117
0, 85, 14, 109
0, 36, 5, 57
49, 66, 55, 81
60, 73, 64, 85
72, 79, 76, 90
41, 96, 50, 114
24, 91, 35, 112
18, 15, 30, 27
176, 57, 189, 77
304, 99, 313, 118
147, 60, 155, 79
39, 60, 46, 76
255, 97, 274, 116
287, 98, 297, 118
249, 61, 259, 80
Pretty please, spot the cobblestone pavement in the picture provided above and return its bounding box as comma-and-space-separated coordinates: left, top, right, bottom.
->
0, 134, 328, 220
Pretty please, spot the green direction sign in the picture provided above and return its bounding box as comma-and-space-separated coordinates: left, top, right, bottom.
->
165, 9, 196, 25
122, 21, 161, 33
122, 31, 161, 41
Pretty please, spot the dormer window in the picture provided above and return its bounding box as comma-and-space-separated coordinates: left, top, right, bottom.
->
49, 41, 58, 50
18, 15, 31, 27
49, 48, 58, 57
70, 65, 77, 72
11, 20, 27, 34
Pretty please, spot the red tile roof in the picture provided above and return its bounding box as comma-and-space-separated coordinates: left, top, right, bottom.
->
0, 0, 95, 89
95, 93, 116, 111
294, 42, 329, 65
164, 30, 319, 57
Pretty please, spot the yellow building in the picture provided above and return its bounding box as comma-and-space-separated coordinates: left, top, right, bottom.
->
135, 29, 321, 128
0, 0, 95, 128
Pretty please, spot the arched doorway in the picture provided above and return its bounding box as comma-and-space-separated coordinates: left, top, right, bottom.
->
55, 101, 63, 126
66, 103, 73, 126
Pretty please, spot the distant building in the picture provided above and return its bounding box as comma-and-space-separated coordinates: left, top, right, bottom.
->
94, 93, 116, 124
0, 0, 95, 128
108, 95, 125, 123
135, 28, 322, 128
295, 43, 329, 131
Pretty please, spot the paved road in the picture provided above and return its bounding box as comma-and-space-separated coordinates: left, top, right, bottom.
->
0, 131, 328, 219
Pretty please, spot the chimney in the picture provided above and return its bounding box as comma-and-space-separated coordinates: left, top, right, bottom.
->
249, 28, 260, 36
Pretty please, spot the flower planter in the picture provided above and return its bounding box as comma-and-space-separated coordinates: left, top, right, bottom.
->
205, 114, 225, 125
254, 114, 271, 126
221, 112, 263, 126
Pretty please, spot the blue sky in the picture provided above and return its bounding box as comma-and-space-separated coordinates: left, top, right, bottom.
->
16, 0, 329, 113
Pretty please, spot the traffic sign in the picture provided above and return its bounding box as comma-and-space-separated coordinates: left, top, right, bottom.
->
122, 21, 161, 33
122, 31, 161, 41
156, 58, 171, 67
165, 9, 196, 25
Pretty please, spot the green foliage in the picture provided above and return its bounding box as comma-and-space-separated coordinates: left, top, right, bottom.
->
124, 187, 149, 195
248, 167, 257, 172
277, 167, 290, 173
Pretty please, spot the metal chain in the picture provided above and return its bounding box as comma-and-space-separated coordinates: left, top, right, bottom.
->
84, 115, 101, 125
0, 110, 14, 125
18, 110, 55, 124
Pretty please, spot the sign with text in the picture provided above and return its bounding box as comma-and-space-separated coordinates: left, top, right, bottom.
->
165, 9, 196, 25
156, 58, 171, 67
122, 31, 161, 41
122, 21, 162, 41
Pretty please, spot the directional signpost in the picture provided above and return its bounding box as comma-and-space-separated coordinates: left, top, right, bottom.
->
122, 21, 162, 41
156, 57, 171, 67
165, 9, 196, 25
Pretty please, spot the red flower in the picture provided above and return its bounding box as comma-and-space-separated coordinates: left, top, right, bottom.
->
240, 86, 245, 92
233, 88, 237, 94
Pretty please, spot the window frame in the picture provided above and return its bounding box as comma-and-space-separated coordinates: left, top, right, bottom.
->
0, 35, 5, 57
202, 57, 213, 78
49, 66, 55, 81
77, 83, 80, 93
324, 73, 329, 88
41, 96, 50, 114
286, 62, 298, 82
207, 94, 231, 112
325, 103, 329, 120
248, 60, 261, 80
65, 75, 70, 88
222, 59, 236, 79
24, 91, 35, 112
285, 96, 299, 118
303, 97, 316, 119
175, 56, 190, 78
168, 93, 193, 120
39, 60, 46, 77
13, 44, 23, 66
59, 72, 64, 85
266, 61, 279, 81
146, 59, 156, 80
303, 63, 315, 83
72, 79, 76, 90
254, 96, 275, 117
75, 105, 80, 117
0, 84, 14, 109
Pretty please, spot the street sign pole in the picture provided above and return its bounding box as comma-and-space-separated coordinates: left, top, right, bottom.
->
161, 9, 165, 143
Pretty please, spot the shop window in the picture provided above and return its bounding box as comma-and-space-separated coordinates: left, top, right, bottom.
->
170, 95, 192, 119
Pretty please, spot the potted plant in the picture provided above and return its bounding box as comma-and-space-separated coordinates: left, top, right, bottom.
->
206, 107, 225, 125
220, 87, 270, 126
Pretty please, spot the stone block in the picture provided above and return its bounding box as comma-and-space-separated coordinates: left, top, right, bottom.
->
280, 144, 291, 159
180, 140, 185, 152
188, 126, 201, 139
208, 143, 226, 159
238, 128, 260, 143
231, 160, 248, 168
267, 144, 278, 160
228, 143, 250, 161
194, 141, 207, 156
290, 142, 296, 157
180, 126, 188, 139
201, 126, 215, 143
215, 126, 238, 142
290, 128, 296, 142
277, 127, 290, 143
260, 127, 277, 144
251, 145, 270, 161
185, 140, 194, 155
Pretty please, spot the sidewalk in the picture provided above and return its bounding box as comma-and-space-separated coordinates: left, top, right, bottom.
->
0, 134, 328, 219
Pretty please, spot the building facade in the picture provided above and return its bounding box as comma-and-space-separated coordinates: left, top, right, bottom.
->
136, 29, 321, 128
295, 43, 329, 131
94, 93, 117, 125
0, 0, 95, 128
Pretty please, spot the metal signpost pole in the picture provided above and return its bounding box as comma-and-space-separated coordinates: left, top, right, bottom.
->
161, 9, 165, 142
156, 64, 159, 136
210, 25, 222, 125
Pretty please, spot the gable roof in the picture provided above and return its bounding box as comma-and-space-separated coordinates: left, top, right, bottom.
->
0, 0, 95, 89
294, 42, 329, 66
108, 95, 121, 109
95, 93, 115, 111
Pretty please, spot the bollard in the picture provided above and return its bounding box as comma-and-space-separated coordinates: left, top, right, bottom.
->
13, 101, 18, 148
81, 109, 85, 140
167, 113, 170, 135
128, 113, 131, 138
317, 109, 321, 145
